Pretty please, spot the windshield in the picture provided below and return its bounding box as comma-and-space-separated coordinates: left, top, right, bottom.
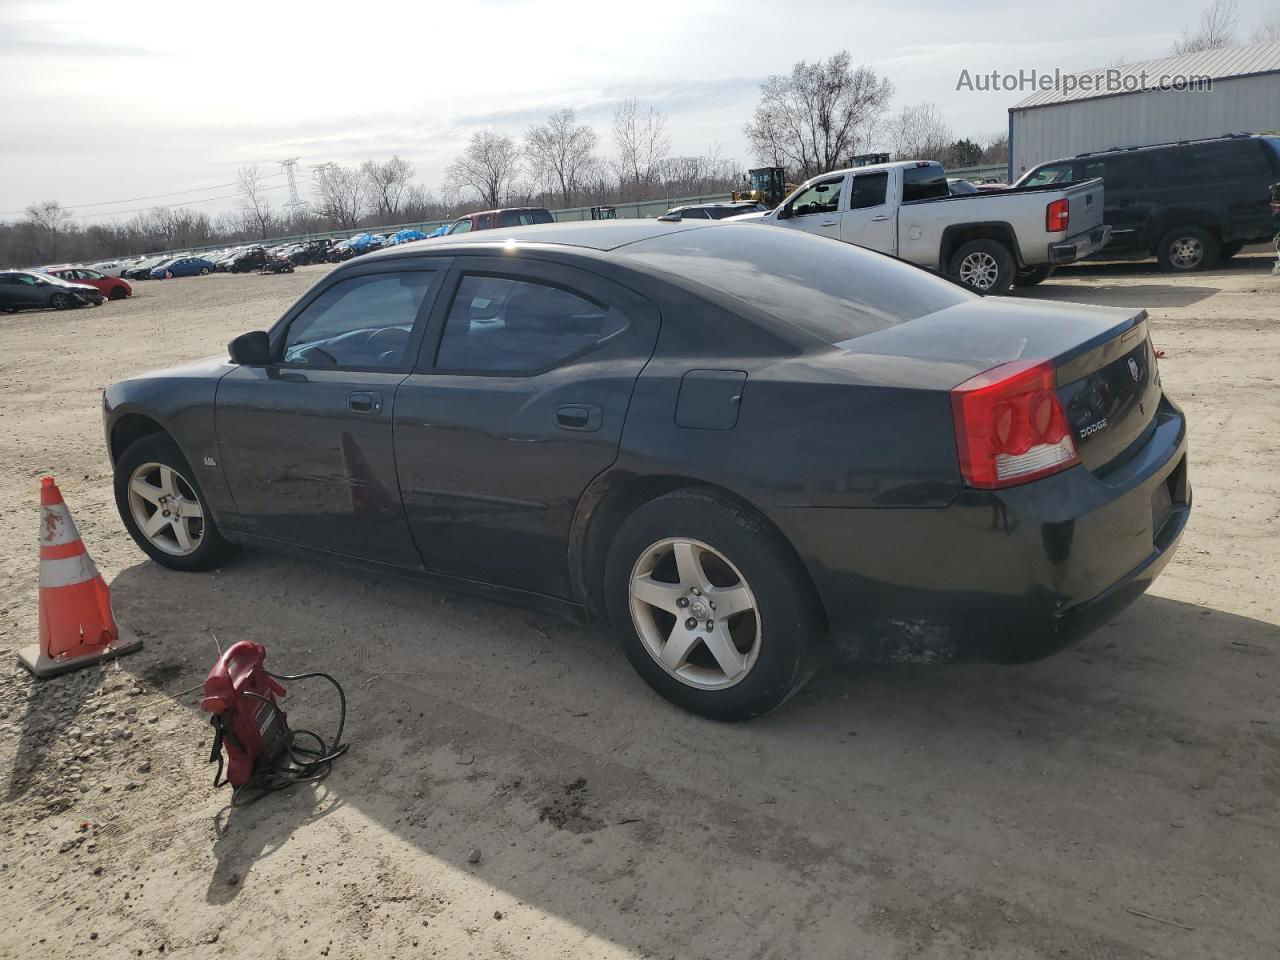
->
621, 224, 971, 345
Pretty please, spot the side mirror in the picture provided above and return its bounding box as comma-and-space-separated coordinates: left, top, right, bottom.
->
228, 330, 270, 365
775, 206, 792, 220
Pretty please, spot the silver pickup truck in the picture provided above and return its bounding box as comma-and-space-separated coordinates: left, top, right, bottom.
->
738, 160, 1110, 293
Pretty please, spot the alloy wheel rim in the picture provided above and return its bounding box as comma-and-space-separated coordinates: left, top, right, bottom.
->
628, 538, 761, 690
127, 462, 205, 557
1170, 236, 1204, 269
52, 293, 72, 308
959, 252, 999, 290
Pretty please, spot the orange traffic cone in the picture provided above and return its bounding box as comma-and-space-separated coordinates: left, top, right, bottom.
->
17, 477, 142, 678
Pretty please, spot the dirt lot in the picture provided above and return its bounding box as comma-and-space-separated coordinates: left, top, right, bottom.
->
1, 253, 1277, 960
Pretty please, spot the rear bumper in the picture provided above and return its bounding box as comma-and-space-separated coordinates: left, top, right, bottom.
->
772, 395, 1189, 663
1049, 225, 1112, 264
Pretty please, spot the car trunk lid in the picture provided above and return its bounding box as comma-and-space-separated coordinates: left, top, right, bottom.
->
838, 297, 1158, 475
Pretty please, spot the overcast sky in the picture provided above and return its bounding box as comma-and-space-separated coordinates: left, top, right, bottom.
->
1, 0, 1276, 222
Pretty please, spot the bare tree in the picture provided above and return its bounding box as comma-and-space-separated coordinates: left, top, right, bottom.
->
362, 155, 415, 222
22, 201, 73, 262
312, 163, 365, 230
745, 51, 894, 180
237, 165, 275, 239
1252, 15, 1280, 43
886, 103, 954, 161
613, 98, 671, 193
446, 132, 522, 207
526, 109, 599, 207
1173, 0, 1238, 54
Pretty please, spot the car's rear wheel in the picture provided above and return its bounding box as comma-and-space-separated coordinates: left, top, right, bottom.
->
114, 433, 236, 572
50, 292, 75, 309
949, 239, 1015, 294
1157, 226, 1218, 272
603, 489, 822, 720
108, 286, 128, 300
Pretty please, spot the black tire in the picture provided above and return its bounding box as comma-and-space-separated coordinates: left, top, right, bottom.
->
948, 238, 1015, 294
1157, 226, 1219, 272
108, 286, 128, 300
603, 489, 822, 721
1218, 241, 1245, 262
113, 432, 237, 572
199, 267, 210, 275
1013, 265, 1054, 287
50, 292, 75, 309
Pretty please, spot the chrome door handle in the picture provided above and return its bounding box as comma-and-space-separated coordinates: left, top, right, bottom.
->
871, 215, 890, 222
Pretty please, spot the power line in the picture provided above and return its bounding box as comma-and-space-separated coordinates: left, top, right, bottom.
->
71, 182, 293, 220
0, 172, 290, 216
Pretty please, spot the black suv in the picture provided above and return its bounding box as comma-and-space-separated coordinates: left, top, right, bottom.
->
1016, 134, 1280, 272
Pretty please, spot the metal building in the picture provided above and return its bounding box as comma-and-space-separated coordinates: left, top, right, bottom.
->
1008, 41, 1280, 181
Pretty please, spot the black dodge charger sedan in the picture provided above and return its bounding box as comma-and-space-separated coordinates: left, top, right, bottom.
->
103, 221, 1190, 719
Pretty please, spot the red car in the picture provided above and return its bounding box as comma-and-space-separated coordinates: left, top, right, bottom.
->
446, 207, 554, 234
45, 265, 132, 301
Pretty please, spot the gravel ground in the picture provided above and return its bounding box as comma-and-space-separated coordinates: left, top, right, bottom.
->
0, 255, 1277, 959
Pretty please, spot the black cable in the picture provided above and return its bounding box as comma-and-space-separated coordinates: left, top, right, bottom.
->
207, 670, 349, 807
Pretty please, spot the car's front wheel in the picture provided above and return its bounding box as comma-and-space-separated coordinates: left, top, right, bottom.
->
50, 292, 75, 309
604, 489, 822, 720
108, 286, 128, 300
199, 267, 210, 275
114, 433, 236, 571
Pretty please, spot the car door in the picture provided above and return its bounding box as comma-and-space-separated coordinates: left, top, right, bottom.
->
0, 274, 28, 308
214, 261, 447, 566
393, 257, 661, 599
5, 273, 47, 307
778, 175, 847, 240
838, 169, 894, 253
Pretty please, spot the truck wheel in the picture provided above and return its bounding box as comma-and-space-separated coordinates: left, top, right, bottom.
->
1157, 226, 1218, 272
1013, 266, 1054, 287
949, 239, 1015, 294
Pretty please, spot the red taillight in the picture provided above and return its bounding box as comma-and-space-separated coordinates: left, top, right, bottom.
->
951, 359, 1079, 489
1046, 197, 1070, 233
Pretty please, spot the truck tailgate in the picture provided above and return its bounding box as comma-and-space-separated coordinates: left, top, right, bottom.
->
1062, 177, 1104, 235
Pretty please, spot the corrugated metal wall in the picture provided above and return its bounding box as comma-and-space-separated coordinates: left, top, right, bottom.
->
1009, 73, 1280, 179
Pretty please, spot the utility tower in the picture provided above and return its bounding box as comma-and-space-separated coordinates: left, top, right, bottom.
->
279, 157, 306, 219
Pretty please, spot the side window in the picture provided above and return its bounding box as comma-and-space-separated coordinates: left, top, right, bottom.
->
282, 272, 437, 369
901, 164, 950, 202
1080, 155, 1147, 191
849, 171, 888, 209
1159, 142, 1271, 185
435, 274, 628, 374
1021, 162, 1074, 187
680, 209, 710, 219
787, 177, 843, 216
450, 219, 472, 234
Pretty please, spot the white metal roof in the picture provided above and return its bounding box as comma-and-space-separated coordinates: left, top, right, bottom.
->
1011, 40, 1280, 110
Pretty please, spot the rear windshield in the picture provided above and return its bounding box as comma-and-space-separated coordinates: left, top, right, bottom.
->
621, 224, 971, 344
902, 163, 950, 202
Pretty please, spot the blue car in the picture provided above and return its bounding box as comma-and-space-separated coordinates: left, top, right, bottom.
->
150, 256, 216, 279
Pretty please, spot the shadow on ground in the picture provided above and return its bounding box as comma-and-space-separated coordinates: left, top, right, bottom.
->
102, 549, 1280, 958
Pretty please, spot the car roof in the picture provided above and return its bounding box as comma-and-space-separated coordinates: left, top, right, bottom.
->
360, 219, 705, 259
461, 206, 552, 217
